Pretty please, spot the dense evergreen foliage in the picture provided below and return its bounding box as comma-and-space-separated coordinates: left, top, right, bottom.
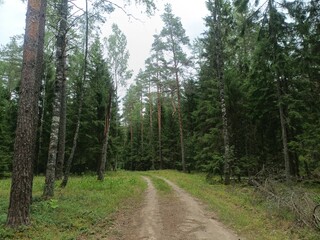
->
0, 0, 319, 183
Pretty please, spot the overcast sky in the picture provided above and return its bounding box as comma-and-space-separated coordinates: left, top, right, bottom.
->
0, 0, 208, 78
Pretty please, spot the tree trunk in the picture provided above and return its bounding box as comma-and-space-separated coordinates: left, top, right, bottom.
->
130, 113, 134, 170
169, 29, 186, 172
157, 83, 162, 170
35, 59, 49, 175
140, 91, 144, 163
60, 0, 89, 188
276, 79, 291, 181
7, 0, 47, 227
60, 99, 82, 188
43, 0, 68, 198
149, 81, 155, 169
214, 0, 231, 185
97, 89, 112, 181
175, 72, 186, 172
56, 54, 67, 180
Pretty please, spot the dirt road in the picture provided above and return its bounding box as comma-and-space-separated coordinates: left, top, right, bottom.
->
109, 176, 241, 240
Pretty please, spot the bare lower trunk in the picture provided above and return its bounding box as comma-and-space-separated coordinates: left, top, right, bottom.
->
43, 0, 68, 198
56, 63, 67, 180
60, 0, 88, 188
149, 82, 155, 170
141, 92, 144, 162
214, 0, 231, 185
277, 79, 291, 181
7, 0, 47, 227
176, 83, 186, 172
219, 82, 231, 185
98, 89, 112, 181
157, 84, 162, 170
130, 115, 133, 171
60, 99, 82, 188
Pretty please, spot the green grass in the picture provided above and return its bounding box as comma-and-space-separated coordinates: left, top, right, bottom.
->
150, 176, 172, 195
0, 171, 146, 240
152, 170, 320, 240
1, 170, 319, 240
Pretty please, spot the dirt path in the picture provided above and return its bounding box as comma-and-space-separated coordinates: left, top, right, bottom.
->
109, 176, 241, 240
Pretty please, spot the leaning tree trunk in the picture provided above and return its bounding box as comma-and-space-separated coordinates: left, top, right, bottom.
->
98, 89, 113, 181
60, 0, 89, 188
60, 97, 83, 188
7, 0, 47, 227
43, 0, 68, 198
214, 0, 231, 185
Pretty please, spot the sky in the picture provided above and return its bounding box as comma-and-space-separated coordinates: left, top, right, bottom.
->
0, 0, 208, 81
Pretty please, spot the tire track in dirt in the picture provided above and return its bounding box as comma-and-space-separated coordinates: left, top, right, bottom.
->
162, 178, 241, 240
108, 176, 241, 240
139, 176, 163, 239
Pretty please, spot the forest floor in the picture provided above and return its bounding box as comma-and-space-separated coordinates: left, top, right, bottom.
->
1, 171, 319, 239
107, 176, 240, 240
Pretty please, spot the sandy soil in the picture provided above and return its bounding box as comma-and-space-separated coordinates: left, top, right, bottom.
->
107, 176, 241, 240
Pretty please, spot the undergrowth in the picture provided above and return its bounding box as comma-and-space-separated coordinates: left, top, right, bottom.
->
0, 171, 146, 240
153, 170, 320, 240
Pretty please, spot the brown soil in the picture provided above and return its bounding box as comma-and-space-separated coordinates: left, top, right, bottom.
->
107, 176, 241, 240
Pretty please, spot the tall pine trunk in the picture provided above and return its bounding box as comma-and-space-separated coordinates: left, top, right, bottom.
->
169, 31, 186, 172
7, 0, 47, 227
43, 0, 68, 198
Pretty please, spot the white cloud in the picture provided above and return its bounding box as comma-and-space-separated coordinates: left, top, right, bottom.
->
0, 0, 26, 46
0, 0, 207, 79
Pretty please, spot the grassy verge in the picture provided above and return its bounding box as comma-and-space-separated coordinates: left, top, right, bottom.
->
0, 171, 146, 240
152, 170, 319, 240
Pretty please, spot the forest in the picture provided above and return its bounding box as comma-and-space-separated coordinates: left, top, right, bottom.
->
0, 0, 319, 232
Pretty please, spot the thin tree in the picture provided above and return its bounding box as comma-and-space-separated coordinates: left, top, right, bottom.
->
43, 0, 69, 198
104, 24, 132, 170
61, 0, 89, 188
207, 0, 231, 184
98, 87, 113, 180
7, 0, 47, 227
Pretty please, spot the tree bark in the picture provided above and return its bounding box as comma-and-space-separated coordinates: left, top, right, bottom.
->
157, 82, 162, 170
97, 89, 112, 181
43, 0, 68, 198
213, 0, 231, 185
56, 51, 67, 179
7, 0, 47, 227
